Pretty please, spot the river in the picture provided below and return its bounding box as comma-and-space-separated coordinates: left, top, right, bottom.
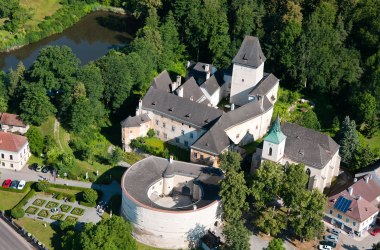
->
0, 11, 136, 72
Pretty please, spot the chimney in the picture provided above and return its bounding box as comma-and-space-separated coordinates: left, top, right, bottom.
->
193, 205, 197, 210
354, 178, 357, 183
176, 75, 181, 86
136, 99, 142, 116
365, 175, 369, 183
348, 187, 353, 196
259, 95, 264, 110
186, 61, 191, 68
190, 96, 194, 101
231, 103, 235, 111
205, 64, 210, 79
178, 87, 183, 98
370, 174, 373, 180
169, 155, 173, 163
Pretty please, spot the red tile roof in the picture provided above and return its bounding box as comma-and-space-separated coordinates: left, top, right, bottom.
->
0, 132, 28, 152
328, 176, 380, 222
0, 113, 27, 127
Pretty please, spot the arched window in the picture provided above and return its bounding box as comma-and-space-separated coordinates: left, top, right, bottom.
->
306, 168, 311, 189
269, 147, 273, 156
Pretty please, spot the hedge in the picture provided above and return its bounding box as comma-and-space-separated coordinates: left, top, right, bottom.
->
14, 189, 36, 209
79, 201, 96, 207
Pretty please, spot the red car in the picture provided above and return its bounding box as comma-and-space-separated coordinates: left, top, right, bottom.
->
371, 228, 380, 236
2, 179, 12, 188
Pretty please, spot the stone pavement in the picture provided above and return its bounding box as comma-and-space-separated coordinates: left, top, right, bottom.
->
0, 167, 121, 203
23, 194, 102, 224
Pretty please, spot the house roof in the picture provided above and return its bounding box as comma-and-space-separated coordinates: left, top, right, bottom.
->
122, 156, 223, 211
121, 114, 151, 128
0, 113, 27, 127
232, 36, 266, 68
186, 61, 217, 85
0, 132, 28, 152
264, 115, 286, 144
201, 75, 220, 96
328, 175, 380, 222
151, 70, 172, 93
281, 122, 339, 169
142, 87, 223, 129
192, 96, 273, 154
248, 73, 279, 97
175, 77, 206, 102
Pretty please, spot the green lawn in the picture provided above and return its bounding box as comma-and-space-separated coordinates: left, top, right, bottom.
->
37, 115, 55, 138
364, 131, 380, 151
20, 0, 62, 28
0, 190, 26, 210
136, 242, 168, 250
16, 217, 59, 250
145, 137, 165, 152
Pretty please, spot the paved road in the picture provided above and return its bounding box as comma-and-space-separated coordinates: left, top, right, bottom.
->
0, 218, 34, 250
0, 167, 121, 202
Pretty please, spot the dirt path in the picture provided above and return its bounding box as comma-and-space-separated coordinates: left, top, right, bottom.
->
54, 119, 63, 150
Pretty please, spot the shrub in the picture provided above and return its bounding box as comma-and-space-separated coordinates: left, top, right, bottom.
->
68, 195, 76, 203
83, 189, 98, 204
60, 204, 72, 213
71, 207, 85, 216
32, 199, 47, 207
45, 201, 59, 209
25, 206, 39, 215
65, 216, 78, 223
147, 128, 155, 138
11, 207, 25, 219
51, 214, 65, 221
60, 219, 76, 231
56, 193, 64, 200
79, 201, 96, 207
36, 181, 50, 192
37, 209, 50, 218
14, 189, 35, 208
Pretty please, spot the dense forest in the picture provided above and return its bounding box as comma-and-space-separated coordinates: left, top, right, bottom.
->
0, 0, 379, 174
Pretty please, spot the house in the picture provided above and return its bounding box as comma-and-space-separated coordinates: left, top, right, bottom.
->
252, 116, 341, 191
0, 113, 29, 134
324, 175, 380, 237
121, 36, 279, 167
0, 131, 30, 171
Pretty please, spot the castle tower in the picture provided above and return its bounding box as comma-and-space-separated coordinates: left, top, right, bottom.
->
262, 115, 286, 163
230, 36, 266, 106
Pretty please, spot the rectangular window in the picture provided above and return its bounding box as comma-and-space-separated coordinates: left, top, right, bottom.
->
190, 133, 194, 139
189, 125, 191, 128
10, 164, 13, 168
175, 138, 180, 143
329, 210, 333, 214
184, 141, 189, 147
236, 134, 240, 139
181, 130, 185, 135
10, 155, 13, 160
156, 120, 159, 125
1, 154, 3, 159
200, 155, 204, 160
194, 153, 198, 158
163, 122, 166, 128
353, 222, 356, 226
164, 133, 168, 139
337, 214, 342, 219
346, 218, 350, 223
156, 130, 160, 136
1, 162, 4, 166
172, 126, 175, 132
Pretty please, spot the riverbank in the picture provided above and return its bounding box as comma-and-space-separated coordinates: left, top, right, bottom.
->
0, 2, 126, 53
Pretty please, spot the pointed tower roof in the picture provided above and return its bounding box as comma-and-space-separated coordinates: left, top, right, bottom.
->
264, 115, 286, 144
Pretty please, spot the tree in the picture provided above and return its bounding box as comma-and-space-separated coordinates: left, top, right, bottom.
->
281, 164, 309, 208
338, 116, 360, 166
251, 161, 284, 209
255, 208, 287, 237
60, 219, 76, 231
266, 238, 285, 250
69, 95, 95, 133
20, 83, 56, 125
298, 110, 320, 130
36, 180, 50, 193
350, 92, 377, 126
219, 151, 242, 173
219, 170, 248, 222
29, 45, 80, 92
109, 147, 123, 166
353, 143, 378, 171
289, 190, 326, 241
11, 207, 25, 219
83, 189, 98, 204
43, 135, 57, 154
373, 242, 380, 250
0, 96, 7, 112
223, 220, 250, 250
8, 61, 25, 98
26, 126, 44, 156
78, 216, 136, 250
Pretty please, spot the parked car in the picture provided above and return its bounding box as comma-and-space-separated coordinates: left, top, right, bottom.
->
51, 208, 58, 214
30, 163, 38, 170
329, 228, 341, 236
319, 245, 332, 250
324, 235, 339, 242
10, 180, 19, 189
17, 180, 26, 190
371, 228, 380, 236
35, 165, 43, 172
42, 166, 53, 174
319, 240, 336, 248
2, 179, 12, 188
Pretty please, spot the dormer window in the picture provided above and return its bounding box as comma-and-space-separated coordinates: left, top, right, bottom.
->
152, 101, 157, 105
169, 107, 174, 111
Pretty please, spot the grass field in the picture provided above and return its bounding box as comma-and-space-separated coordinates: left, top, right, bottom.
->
0, 190, 26, 210
364, 131, 380, 151
136, 242, 168, 250
16, 217, 59, 249
20, 0, 62, 27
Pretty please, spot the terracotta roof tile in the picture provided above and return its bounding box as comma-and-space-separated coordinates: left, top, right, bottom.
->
0, 113, 27, 127
0, 132, 28, 152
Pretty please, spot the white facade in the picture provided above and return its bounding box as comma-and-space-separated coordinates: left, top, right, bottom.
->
201, 87, 221, 107
230, 63, 264, 106
262, 139, 286, 163
224, 106, 273, 146
1, 124, 29, 134
0, 143, 30, 171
